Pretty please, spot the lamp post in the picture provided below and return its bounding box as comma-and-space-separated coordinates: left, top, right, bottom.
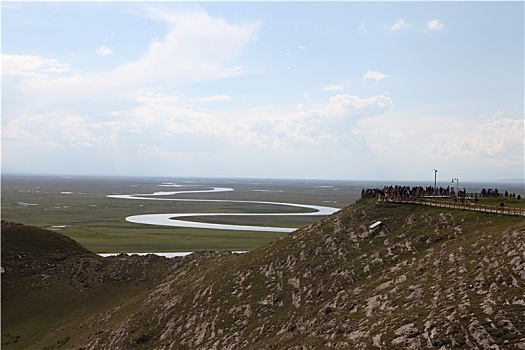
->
452, 178, 459, 195
434, 169, 438, 196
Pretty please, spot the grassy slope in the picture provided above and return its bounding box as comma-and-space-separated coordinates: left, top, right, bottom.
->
1, 222, 176, 350
75, 199, 525, 349
2, 198, 525, 349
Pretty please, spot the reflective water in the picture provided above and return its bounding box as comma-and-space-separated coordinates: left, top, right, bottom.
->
109, 187, 339, 232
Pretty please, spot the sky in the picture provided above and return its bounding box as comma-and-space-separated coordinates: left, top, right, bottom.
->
2, 1, 524, 182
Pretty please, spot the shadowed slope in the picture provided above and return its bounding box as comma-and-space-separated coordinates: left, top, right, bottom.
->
1, 221, 177, 349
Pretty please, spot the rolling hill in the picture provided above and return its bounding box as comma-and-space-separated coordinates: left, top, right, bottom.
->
2, 198, 525, 349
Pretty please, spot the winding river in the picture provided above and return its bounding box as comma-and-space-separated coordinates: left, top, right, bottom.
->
108, 184, 340, 233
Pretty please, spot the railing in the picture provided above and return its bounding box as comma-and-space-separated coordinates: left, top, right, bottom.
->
379, 196, 525, 217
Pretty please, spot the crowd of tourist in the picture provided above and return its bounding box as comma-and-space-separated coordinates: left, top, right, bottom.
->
361, 185, 521, 200
361, 185, 451, 199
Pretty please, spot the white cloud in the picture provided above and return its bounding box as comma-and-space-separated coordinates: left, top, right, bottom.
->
1, 12, 257, 150
107, 92, 395, 156
191, 95, 232, 102
351, 111, 524, 180
426, 19, 444, 31
2, 54, 70, 77
7, 90, 391, 157
127, 92, 207, 134
107, 11, 259, 87
363, 70, 390, 82
389, 19, 409, 31
96, 45, 114, 56
7, 9, 260, 107
429, 117, 524, 166
322, 94, 393, 115
239, 94, 394, 153
322, 84, 345, 92
2, 112, 124, 150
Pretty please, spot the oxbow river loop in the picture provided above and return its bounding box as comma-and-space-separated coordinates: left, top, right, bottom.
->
108, 184, 340, 233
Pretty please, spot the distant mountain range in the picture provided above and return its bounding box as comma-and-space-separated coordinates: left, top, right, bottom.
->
2, 197, 525, 349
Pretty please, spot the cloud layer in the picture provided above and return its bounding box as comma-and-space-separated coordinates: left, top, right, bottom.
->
2, 4, 523, 181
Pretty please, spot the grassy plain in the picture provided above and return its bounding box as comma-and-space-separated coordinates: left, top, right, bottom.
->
1, 175, 363, 253
3, 175, 522, 253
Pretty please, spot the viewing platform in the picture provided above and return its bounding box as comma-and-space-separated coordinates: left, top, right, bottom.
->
379, 196, 525, 217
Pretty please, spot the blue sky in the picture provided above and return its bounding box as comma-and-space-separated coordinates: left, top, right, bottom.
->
2, 1, 524, 182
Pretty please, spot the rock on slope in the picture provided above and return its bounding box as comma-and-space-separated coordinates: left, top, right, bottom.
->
2, 199, 525, 349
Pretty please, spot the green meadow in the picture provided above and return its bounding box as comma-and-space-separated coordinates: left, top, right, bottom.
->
1, 175, 361, 253
4, 175, 522, 253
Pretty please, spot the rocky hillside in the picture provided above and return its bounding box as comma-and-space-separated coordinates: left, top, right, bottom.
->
2, 199, 525, 349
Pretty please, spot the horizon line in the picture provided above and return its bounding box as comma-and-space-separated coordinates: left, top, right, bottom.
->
2, 171, 524, 186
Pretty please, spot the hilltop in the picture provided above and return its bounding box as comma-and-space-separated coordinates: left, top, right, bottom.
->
2, 198, 525, 349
